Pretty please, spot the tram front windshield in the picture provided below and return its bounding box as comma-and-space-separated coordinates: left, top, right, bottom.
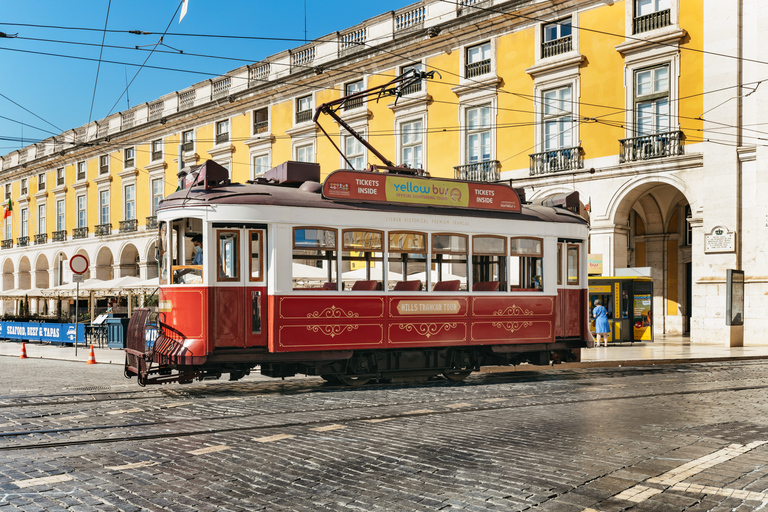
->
158, 218, 204, 285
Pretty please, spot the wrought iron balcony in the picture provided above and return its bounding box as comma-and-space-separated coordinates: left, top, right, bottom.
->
343, 97, 364, 111
295, 110, 312, 124
453, 160, 500, 182
17, 236, 29, 247
119, 219, 138, 233
401, 81, 422, 96
146, 216, 158, 230
542, 36, 572, 58
619, 131, 683, 163
181, 141, 194, 153
633, 9, 670, 34
465, 59, 491, 79
34, 233, 47, 245
215, 132, 229, 144
1, 239, 12, 250
52, 230, 67, 242
529, 147, 583, 176
253, 120, 269, 133
96, 223, 112, 236
73, 227, 89, 239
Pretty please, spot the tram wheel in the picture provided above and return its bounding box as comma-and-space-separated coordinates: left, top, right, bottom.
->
442, 370, 472, 382
337, 375, 371, 387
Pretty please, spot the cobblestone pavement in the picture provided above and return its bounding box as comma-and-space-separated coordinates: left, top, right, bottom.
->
1, 357, 768, 511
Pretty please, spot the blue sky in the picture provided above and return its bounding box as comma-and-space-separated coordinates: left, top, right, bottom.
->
0, 0, 414, 153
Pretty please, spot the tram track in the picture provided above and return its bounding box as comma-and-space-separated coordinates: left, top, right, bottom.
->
2, 378, 768, 452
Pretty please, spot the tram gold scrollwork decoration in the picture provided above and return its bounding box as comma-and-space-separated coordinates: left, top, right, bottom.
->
306, 324, 360, 338
398, 323, 457, 338
491, 321, 533, 333
492, 305, 534, 316
307, 305, 360, 319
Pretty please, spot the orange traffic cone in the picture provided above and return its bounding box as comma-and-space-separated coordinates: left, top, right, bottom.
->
19, 342, 27, 359
86, 344, 97, 365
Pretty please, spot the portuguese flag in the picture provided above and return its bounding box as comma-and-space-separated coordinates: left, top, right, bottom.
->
3, 199, 11, 219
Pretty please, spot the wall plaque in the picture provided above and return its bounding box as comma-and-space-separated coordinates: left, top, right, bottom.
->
704, 226, 735, 253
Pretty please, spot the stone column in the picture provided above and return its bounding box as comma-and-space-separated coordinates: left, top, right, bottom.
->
588, 222, 629, 275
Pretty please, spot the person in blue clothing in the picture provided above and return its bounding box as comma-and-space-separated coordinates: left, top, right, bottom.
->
592, 299, 610, 347
191, 234, 203, 265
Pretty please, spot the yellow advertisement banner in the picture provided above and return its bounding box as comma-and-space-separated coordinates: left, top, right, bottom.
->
386, 177, 469, 208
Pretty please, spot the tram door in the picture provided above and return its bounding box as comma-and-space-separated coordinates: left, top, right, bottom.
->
212, 225, 267, 348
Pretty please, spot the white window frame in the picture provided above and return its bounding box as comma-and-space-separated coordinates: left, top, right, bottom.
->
342, 132, 366, 170
624, 0, 678, 35
542, 85, 574, 151
5, 217, 11, 240
182, 129, 195, 152
151, 139, 163, 162
99, 155, 109, 174
151, 178, 164, 216
124, 184, 136, 221
20, 178, 28, 196
634, 64, 670, 136
294, 143, 315, 163
295, 94, 314, 125
460, 40, 496, 85
124, 147, 135, 169
37, 204, 45, 235
533, 72, 580, 154
38, 173, 46, 191
457, 95, 497, 166
252, 107, 269, 135
56, 168, 64, 186
399, 118, 424, 169
20, 208, 28, 237
464, 103, 493, 165
77, 195, 87, 228
215, 119, 230, 144
99, 189, 110, 225
76, 161, 86, 181
623, 51, 679, 139
251, 153, 271, 178
56, 199, 65, 231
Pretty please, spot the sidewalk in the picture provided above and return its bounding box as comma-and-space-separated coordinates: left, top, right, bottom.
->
0, 341, 124, 365
2, 335, 768, 369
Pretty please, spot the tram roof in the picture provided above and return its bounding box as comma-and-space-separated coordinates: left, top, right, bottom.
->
160, 181, 587, 225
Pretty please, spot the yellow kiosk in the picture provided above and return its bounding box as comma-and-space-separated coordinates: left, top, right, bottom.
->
588, 276, 653, 343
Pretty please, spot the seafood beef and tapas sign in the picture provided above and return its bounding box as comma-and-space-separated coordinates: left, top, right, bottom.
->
322, 170, 521, 213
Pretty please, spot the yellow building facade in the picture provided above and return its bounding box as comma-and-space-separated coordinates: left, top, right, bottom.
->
0, 0, 755, 346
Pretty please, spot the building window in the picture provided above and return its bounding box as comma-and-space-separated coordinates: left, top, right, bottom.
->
38, 204, 46, 235
151, 139, 163, 161
56, 168, 64, 186
344, 80, 364, 110
295, 144, 313, 163
466, 105, 491, 163
543, 86, 573, 150
5, 218, 11, 240
56, 199, 65, 231
20, 178, 28, 196
634, 0, 671, 33
124, 147, 135, 168
252, 154, 270, 178
344, 134, 365, 170
99, 155, 109, 175
124, 184, 136, 221
20, 208, 28, 237
400, 120, 423, 169
510, 238, 544, 290
77, 161, 86, 181
151, 178, 163, 216
4, 184, 10, 199
182, 130, 194, 152
99, 190, 110, 225
635, 65, 669, 135
542, 18, 572, 58
684, 204, 692, 246
38, 173, 46, 191
401, 63, 423, 95
215, 120, 229, 144
296, 95, 312, 124
465, 42, 491, 79
77, 195, 87, 228
253, 107, 268, 134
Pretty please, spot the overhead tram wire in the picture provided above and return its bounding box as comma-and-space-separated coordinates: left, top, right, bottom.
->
104, 0, 185, 118
0, 92, 64, 134
87, 0, 112, 125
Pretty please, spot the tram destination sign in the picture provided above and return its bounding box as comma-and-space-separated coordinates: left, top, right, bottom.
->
322, 170, 521, 213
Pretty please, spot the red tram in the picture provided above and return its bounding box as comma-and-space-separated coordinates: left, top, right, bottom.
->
125, 160, 591, 386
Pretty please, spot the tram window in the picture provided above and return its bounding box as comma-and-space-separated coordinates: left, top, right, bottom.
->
342, 230, 383, 291
431, 234, 468, 291
293, 227, 337, 290
472, 236, 506, 291
169, 218, 204, 285
217, 230, 240, 282
388, 232, 427, 291
567, 244, 579, 285
509, 237, 543, 291
557, 243, 563, 285
158, 222, 168, 285
248, 230, 263, 282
